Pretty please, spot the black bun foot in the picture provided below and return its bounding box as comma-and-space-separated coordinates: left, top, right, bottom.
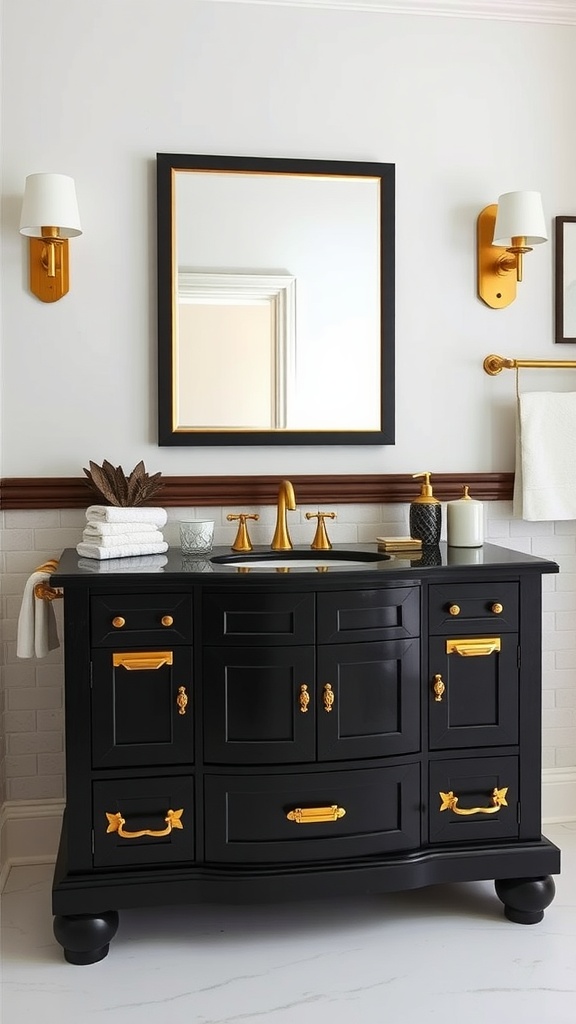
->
495, 875, 556, 924
53, 910, 119, 964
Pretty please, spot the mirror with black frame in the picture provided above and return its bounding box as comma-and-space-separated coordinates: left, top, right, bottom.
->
157, 153, 395, 446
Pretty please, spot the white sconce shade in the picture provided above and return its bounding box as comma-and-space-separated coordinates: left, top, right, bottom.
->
492, 190, 547, 247
19, 173, 82, 238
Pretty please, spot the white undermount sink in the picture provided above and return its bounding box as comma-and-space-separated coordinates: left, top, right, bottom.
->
211, 549, 389, 569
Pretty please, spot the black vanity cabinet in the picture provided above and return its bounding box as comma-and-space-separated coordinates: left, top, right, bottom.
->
50, 544, 561, 964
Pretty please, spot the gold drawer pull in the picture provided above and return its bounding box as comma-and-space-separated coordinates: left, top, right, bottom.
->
299, 684, 310, 713
432, 674, 445, 702
446, 637, 501, 657
161, 615, 174, 627
112, 651, 174, 671
106, 808, 183, 839
439, 787, 508, 816
112, 616, 126, 629
323, 683, 335, 712
176, 686, 188, 715
449, 604, 460, 616
287, 805, 346, 823
491, 603, 503, 614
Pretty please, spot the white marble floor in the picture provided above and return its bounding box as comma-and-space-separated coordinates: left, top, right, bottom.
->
1, 824, 575, 1024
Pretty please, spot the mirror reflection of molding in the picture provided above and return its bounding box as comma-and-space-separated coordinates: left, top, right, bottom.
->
157, 153, 395, 446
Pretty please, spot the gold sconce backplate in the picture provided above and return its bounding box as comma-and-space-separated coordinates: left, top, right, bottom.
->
477, 204, 516, 309
29, 237, 70, 302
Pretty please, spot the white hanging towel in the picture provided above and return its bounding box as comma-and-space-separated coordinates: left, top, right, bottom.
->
513, 391, 576, 521
17, 569, 60, 658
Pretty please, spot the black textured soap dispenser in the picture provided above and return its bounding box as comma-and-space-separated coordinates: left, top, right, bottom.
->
409, 472, 442, 546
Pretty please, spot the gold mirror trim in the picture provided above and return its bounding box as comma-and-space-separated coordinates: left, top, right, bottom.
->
106, 808, 184, 839
439, 787, 508, 816
446, 638, 501, 657
287, 805, 346, 823
112, 651, 174, 671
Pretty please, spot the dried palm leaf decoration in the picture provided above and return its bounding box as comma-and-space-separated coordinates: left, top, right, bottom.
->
83, 460, 164, 507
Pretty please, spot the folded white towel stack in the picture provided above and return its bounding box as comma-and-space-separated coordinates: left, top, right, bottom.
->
17, 570, 60, 658
77, 506, 169, 560
513, 391, 576, 521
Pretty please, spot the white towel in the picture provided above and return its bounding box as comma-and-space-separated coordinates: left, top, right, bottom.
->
78, 555, 168, 572
513, 391, 576, 520
86, 505, 168, 527
17, 570, 60, 659
83, 521, 160, 537
82, 528, 165, 547
76, 540, 169, 561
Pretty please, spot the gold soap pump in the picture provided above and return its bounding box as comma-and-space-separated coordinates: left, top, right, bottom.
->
409, 472, 442, 546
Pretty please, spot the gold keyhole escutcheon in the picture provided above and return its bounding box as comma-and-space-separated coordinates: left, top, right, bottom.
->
176, 686, 188, 715
432, 674, 445, 702
299, 684, 310, 713
323, 683, 335, 712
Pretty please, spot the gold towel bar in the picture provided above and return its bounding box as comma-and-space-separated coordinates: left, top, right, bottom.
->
484, 353, 576, 375
33, 559, 63, 602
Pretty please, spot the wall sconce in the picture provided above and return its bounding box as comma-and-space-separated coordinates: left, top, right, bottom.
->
19, 173, 82, 302
477, 190, 547, 309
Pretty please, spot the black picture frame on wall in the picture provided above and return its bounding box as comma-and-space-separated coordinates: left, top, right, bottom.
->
555, 216, 576, 343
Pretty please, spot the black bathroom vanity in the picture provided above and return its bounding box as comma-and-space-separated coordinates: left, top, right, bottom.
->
49, 542, 560, 963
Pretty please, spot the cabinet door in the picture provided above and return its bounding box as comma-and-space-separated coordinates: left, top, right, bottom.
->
317, 639, 420, 761
203, 646, 316, 764
428, 635, 518, 749
91, 648, 194, 768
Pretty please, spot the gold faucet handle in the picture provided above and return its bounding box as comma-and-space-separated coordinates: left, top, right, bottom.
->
306, 511, 337, 550
227, 512, 260, 552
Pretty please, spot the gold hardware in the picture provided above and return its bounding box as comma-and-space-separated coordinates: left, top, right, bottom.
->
449, 604, 460, 616
439, 787, 508, 816
112, 651, 174, 671
20, 174, 82, 303
271, 479, 297, 551
491, 603, 503, 615
32, 559, 63, 601
176, 686, 188, 715
323, 683, 335, 713
305, 511, 337, 550
287, 805, 346, 823
432, 674, 445, 702
227, 512, 260, 552
484, 353, 576, 375
161, 615, 174, 627
477, 192, 546, 309
299, 684, 310, 713
106, 808, 184, 839
112, 616, 126, 629
446, 638, 501, 657
27, 233, 70, 303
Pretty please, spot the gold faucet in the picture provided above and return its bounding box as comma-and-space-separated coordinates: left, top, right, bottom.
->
271, 479, 297, 550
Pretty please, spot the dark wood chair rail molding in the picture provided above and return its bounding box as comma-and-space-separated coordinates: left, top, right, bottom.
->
0, 474, 514, 511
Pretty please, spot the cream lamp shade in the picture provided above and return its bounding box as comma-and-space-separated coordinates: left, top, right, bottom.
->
19, 173, 82, 238
492, 190, 547, 247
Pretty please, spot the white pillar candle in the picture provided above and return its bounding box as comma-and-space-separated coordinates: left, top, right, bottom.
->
446, 486, 484, 547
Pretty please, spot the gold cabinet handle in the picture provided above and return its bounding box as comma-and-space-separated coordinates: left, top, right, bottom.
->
112, 616, 126, 629
299, 684, 310, 713
491, 603, 503, 614
439, 787, 508, 816
112, 651, 174, 671
176, 686, 188, 715
446, 637, 501, 657
106, 808, 183, 839
161, 615, 174, 627
449, 604, 460, 616
287, 805, 346, 823
323, 683, 335, 713
432, 674, 445, 702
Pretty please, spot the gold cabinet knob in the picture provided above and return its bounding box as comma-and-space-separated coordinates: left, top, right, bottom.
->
161, 615, 174, 627
112, 616, 126, 629
491, 603, 503, 614
449, 604, 460, 616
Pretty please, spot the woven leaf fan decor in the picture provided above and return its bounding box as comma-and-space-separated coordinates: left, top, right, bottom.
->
83, 460, 164, 507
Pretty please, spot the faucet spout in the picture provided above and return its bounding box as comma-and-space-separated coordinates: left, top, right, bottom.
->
271, 479, 297, 550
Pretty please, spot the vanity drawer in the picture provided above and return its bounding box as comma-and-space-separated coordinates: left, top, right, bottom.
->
429, 755, 518, 844
202, 591, 315, 645
92, 775, 195, 868
428, 583, 519, 634
204, 763, 421, 863
317, 586, 419, 644
91, 593, 193, 646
